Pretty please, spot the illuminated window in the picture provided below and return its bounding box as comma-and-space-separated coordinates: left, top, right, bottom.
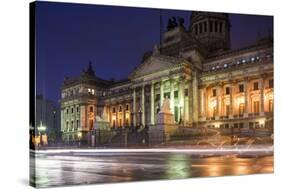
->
239, 84, 244, 92
253, 82, 259, 90
225, 87, 230, 95
88, 88, 91, 93
212, 89, 216, 97
89, 106, 93, 112
269, 79, 273, 88
253, 101, 260, 113
239, 103, 245, 115
269, 99, 273, 112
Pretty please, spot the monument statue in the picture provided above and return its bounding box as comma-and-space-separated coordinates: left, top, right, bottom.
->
157, 96, 175, 125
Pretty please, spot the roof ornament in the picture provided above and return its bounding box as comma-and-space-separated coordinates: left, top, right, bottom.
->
152, 44, 160, 56
85, 61, 95, 76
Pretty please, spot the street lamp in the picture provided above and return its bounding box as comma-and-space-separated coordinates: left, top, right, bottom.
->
38, 121, 46, 146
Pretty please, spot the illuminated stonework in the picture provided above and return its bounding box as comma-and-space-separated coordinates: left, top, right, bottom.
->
60, 11, 273, 142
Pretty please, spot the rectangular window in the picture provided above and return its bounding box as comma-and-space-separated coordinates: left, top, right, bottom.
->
112, 107, 116, 113
225, 87, 230, 95
219, 22, 222, 33
199, 23, 202, 33
71, 108, 74, 113
253, 101, 260, 113
126, 104, 129, 111
253, 82, 259, 90
155, 94, 160, 101
184, 89, 188, 96
89, 106, 93, 112
269, 79, 273, 88
239, 123, 244, 129
119, 106, 122, 112
239, 84, 244, 93
76, 107, 79, 112
204, 22, 207, 32
210, 21, 213, 32
195, 25, 198, 35
164, 92, 170, 99
212, 89, 216, 97
174, 91, 178, 98
215, 21, 218, 32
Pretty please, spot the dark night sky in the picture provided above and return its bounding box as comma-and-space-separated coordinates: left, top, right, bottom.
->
35, 1, 273, 105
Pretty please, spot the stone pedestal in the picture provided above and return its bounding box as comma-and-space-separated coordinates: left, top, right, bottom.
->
149, 97, 177, 143
149, 124, 179, 143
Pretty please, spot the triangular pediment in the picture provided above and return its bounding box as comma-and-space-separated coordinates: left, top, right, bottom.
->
129, 56, 179, 79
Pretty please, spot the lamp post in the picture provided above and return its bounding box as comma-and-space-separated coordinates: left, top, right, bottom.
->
38, 121, 46, 146
77, 132, 82, 147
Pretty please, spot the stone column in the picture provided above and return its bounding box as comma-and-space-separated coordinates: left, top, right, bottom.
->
123, 104, 126, 127
170, 79, 175, 114
179, 79, 185, 123
215, 86, 219, 119
160, 80, 164, 107
244, 78, 249, 117
133, 88, 137, 127
141, 85, 145, 126
150, 82, 155, 125
192, 75, 199, 124
231, 83, 236, 116
260, 78, 265, 115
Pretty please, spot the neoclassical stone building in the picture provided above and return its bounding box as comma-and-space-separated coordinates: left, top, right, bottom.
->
60, 11, 273, 142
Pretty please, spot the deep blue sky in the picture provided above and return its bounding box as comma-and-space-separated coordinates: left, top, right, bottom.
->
35, 1, 273, 104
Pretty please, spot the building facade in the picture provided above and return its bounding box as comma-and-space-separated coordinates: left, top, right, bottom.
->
60, 12, 273, 142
